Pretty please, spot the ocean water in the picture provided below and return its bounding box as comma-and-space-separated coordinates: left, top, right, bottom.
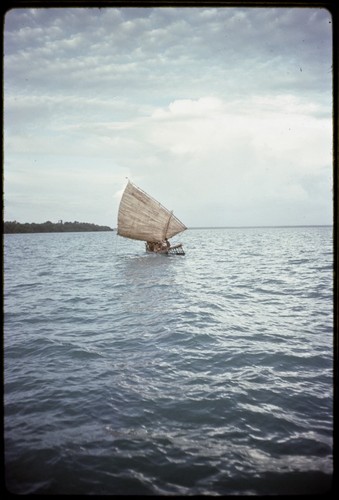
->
4, 226, 333, 495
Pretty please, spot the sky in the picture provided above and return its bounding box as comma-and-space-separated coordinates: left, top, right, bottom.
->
4, 6, 333, 228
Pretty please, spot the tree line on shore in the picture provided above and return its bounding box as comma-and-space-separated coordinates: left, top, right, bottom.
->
4, 220, 113, 233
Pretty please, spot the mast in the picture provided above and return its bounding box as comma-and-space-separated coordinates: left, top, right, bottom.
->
163, 211, 173, 240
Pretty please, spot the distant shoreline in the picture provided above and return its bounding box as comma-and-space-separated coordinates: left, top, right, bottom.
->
3, 221, 113, 234
4, 222, 331, 234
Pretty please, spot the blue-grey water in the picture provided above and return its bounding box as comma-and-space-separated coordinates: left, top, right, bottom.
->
4, 226, 333, 495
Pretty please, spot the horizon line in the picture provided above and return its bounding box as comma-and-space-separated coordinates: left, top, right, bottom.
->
186, 224, 332, 229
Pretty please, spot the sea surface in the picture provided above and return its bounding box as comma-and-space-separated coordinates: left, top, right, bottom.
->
4, 226, 333, 495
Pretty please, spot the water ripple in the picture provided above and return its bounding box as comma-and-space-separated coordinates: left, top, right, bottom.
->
4, 228, 333, 495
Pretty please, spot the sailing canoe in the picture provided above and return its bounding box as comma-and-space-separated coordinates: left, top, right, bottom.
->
117, 181, 187, 243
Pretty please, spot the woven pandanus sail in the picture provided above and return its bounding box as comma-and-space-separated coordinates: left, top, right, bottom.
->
117, 181, 187, 242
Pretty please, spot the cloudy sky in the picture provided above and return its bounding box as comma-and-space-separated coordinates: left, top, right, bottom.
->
4, 6, 332, 228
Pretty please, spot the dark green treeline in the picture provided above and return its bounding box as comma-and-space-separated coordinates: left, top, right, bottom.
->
4, 221, 113, 233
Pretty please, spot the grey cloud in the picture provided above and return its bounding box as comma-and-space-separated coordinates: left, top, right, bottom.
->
5, 7, 331, 100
